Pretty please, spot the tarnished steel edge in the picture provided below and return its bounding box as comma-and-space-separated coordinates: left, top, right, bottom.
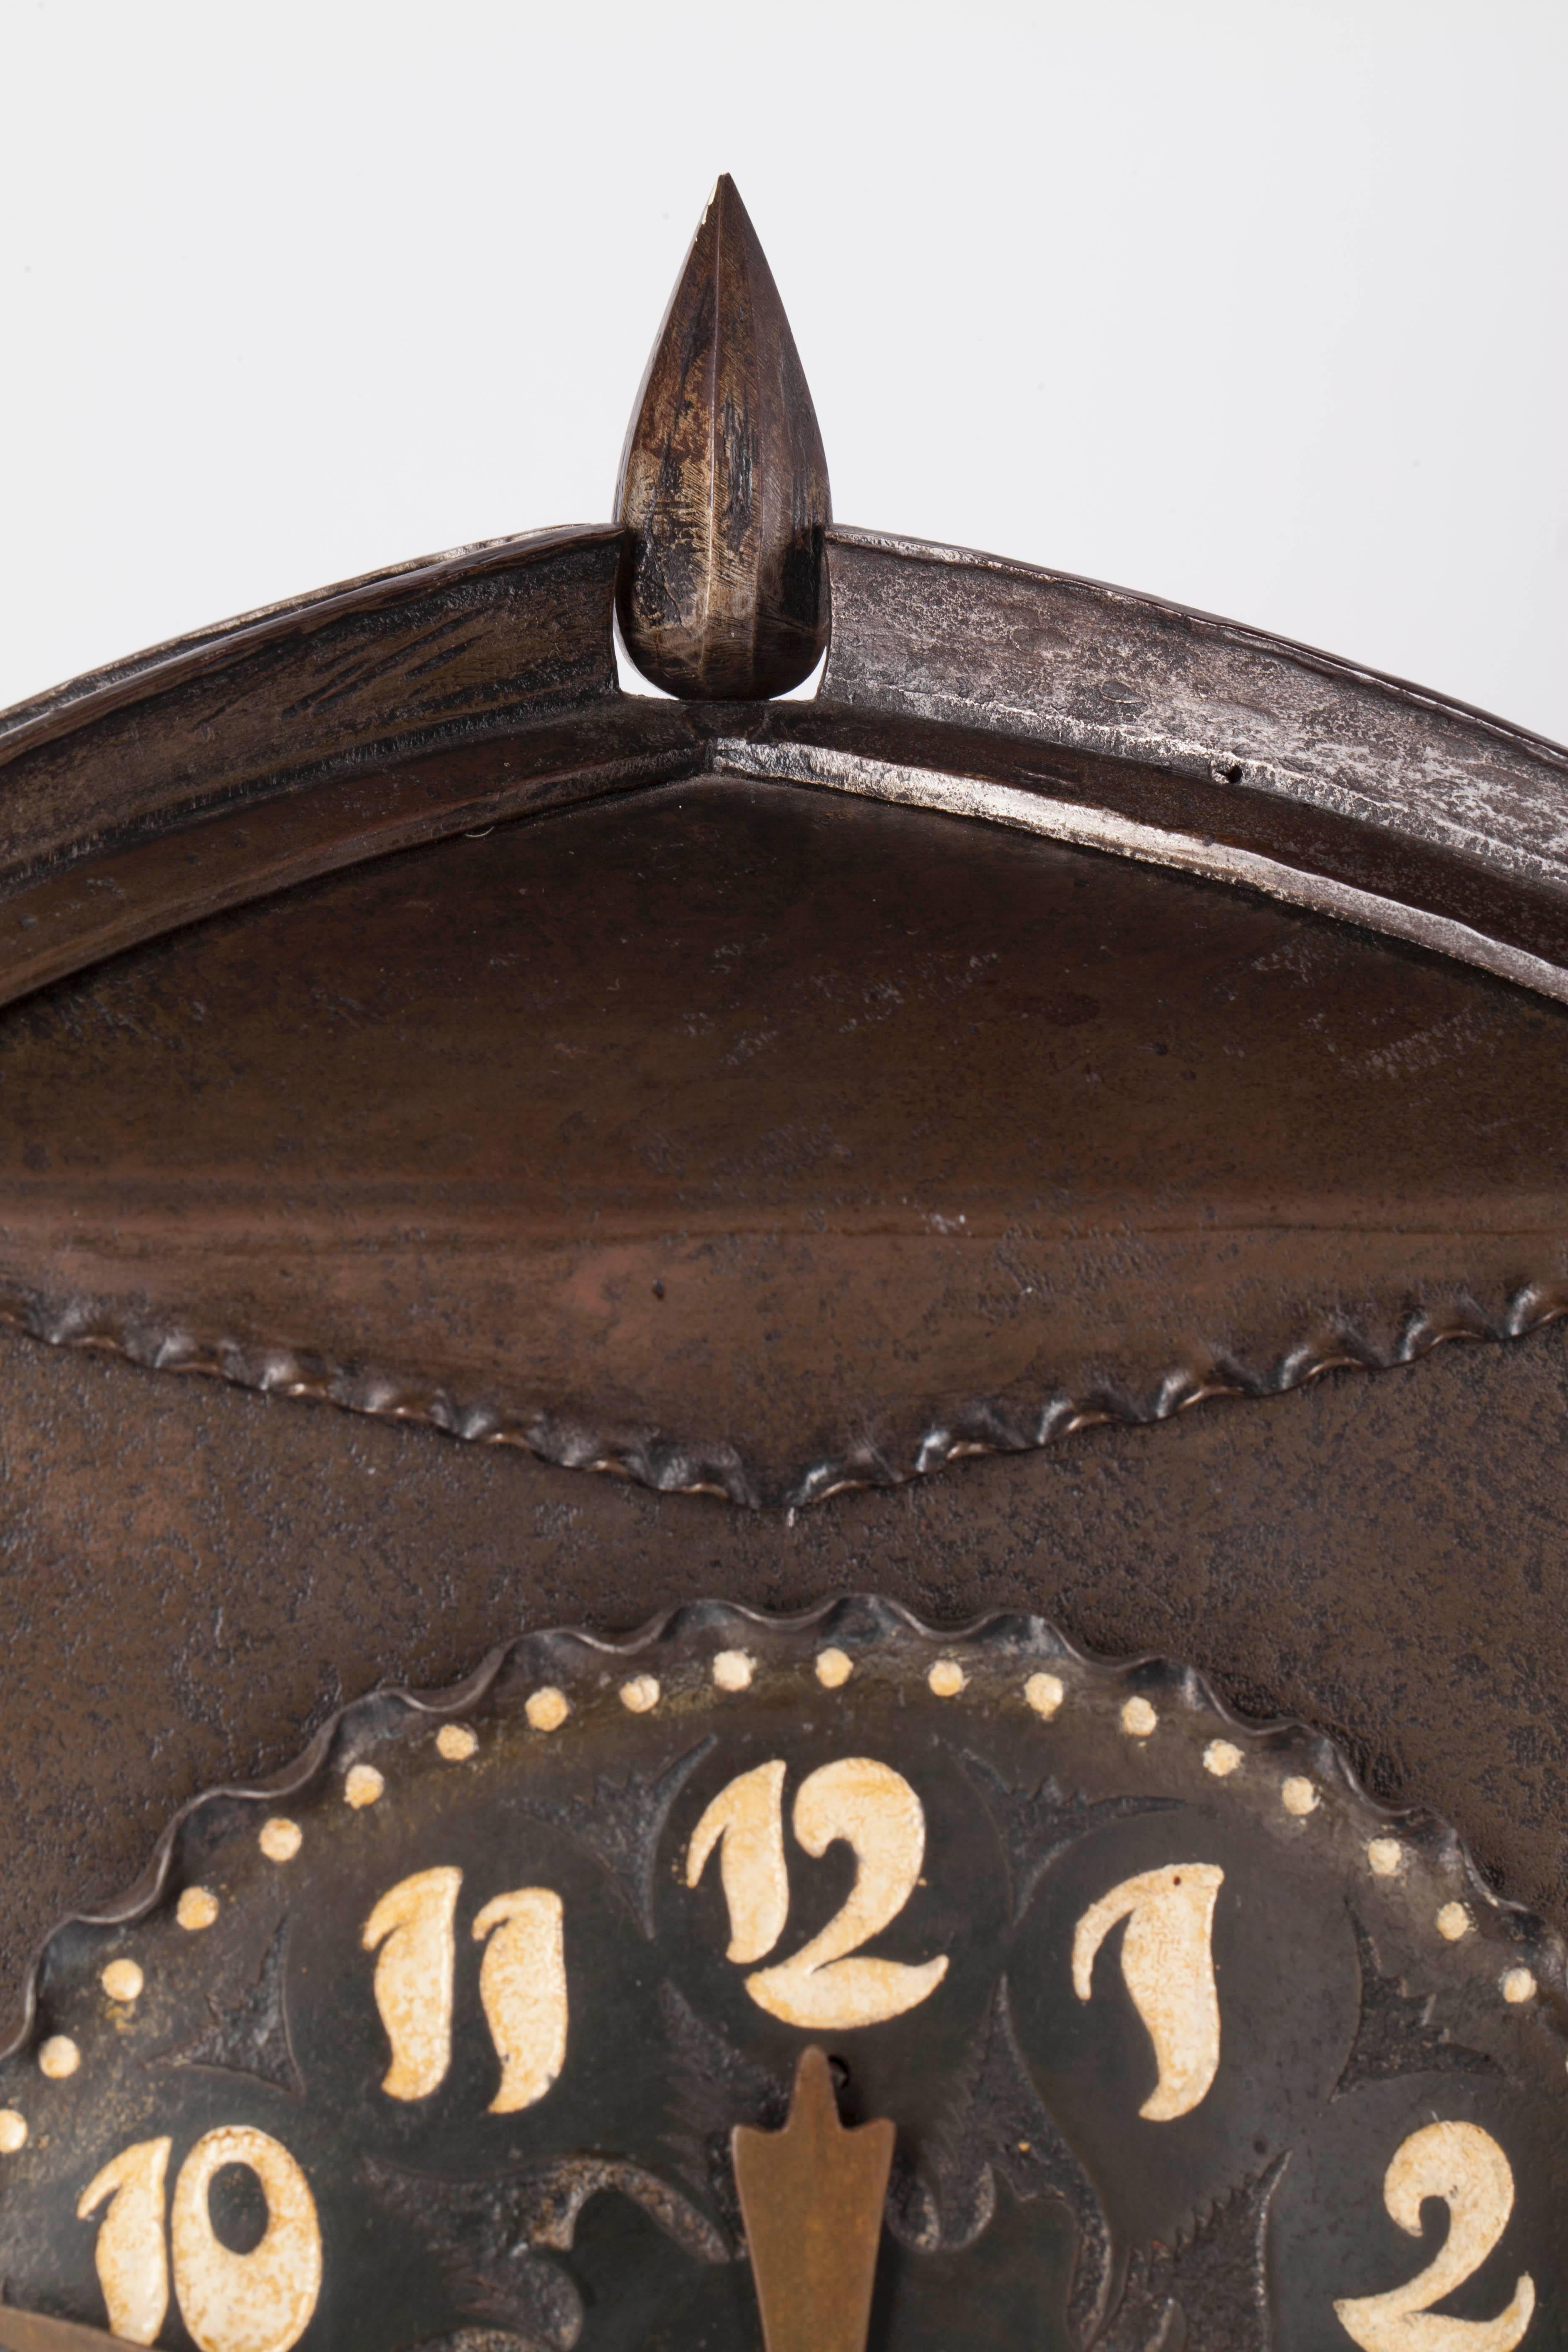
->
714, 738, 1568, 1008
3, 1593, 1562, 2069
821, 528, 1568, 896
823, 525, 1568, 774
3, 1277, 1564, 1516
0, 524, 625, 762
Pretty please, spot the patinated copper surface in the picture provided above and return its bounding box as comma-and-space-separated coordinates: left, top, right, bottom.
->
0, 780, 1560, 1504
0, 1316, 1565, 2036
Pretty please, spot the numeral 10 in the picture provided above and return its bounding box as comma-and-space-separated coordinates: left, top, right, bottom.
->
80, 2129, 320, 2352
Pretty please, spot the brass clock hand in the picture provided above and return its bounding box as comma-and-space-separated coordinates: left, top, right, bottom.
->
0, 2313, 144, 2352
732, 2047, 894, 2352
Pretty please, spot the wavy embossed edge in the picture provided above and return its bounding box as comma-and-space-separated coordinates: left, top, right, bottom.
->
1, 1275, 1565, 1511
3, 1594, 1565, 2071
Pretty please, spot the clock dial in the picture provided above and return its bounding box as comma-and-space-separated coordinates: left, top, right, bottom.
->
0, 1599, 1561, 2351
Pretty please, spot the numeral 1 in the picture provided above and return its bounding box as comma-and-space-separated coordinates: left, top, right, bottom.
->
474, 1888, 568, 2114
77, 2137, 170, 2345
684, 1760, 789, 1964
362, 1866, 462, 2101
1072, 1863, 1225, 2121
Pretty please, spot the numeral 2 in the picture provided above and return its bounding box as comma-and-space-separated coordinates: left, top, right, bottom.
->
1334, 2120, 1534, 2351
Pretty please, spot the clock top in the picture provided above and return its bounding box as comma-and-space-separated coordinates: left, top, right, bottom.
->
0, 181, 1563, 1506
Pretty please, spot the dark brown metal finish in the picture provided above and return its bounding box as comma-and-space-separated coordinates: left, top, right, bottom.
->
0, 709, 711, 1019
0, 172, 1565, 2352
0, 776, 1561, 1506
0, 1315, 1566, 2033
615, 178, 830, 700
734, 2050, 894, 2352
0, 1603, 1560, 2350
0, 527, 623, 885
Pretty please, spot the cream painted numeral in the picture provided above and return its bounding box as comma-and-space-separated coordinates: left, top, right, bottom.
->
686, 1760, 789, 1963
1334, 2121, 1535, 2352
82, 2129, 321, 2352
1073, 1863, 1225, 2120
171, 2127, 322, 2352
363, 1865, 462, 2100
474, 1888, 569, 2113
79, 2135, 171, 2345
715, 1758, 949, 2029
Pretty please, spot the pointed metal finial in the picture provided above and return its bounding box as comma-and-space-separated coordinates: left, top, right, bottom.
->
614, 176, 831, 700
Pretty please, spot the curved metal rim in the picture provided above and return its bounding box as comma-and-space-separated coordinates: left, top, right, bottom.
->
825, 525, 1568, 773
3, 1592, 1562, 2066
0, 520, 1565, 1021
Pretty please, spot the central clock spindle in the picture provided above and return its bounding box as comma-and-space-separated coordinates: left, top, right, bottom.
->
732, 2045, 895, 2352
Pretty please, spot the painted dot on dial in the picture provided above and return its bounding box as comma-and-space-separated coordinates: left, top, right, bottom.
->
1501, 1967, 1537, 2004
712, 1651, 754, 1692
0, 2112, 26, 2153
1367, 1837, 1403, 1877
1204, 1740, 1243, 1777
1121, 1696, 1158, 1738
1025, 1672, 1065, 1719
101, 1960, 144, 2004
620, 1676, 660, 1714
928, 1661, 966, 1698
345, 1764, 385, 1810
1437, 1901, 1472, 1942
437, 1723, 478, 1760
1282, 1777, 1319, 1817
39, 2036, 79, 2081
177, 1888, 219, 1932
815, 1648, 853, 1689
525, 1688, 569, 1733
258, 1817, 302, 1863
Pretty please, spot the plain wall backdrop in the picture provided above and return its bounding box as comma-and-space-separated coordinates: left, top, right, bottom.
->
2, 0, 1565, 739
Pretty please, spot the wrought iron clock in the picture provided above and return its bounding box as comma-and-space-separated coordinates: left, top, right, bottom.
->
0, 178, 1566, 2352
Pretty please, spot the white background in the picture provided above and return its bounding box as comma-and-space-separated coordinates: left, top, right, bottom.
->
2, 0, 1564, 738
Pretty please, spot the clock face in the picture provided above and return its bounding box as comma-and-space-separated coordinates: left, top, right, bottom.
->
0, 1599, 1563, 2352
